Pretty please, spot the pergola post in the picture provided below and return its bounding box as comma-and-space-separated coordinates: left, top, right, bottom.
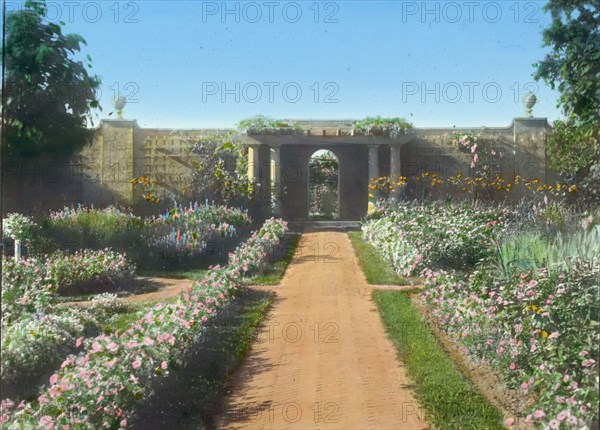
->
368, 144, 380, 210
390, 144, 402, 198
247, 144, 260, 191
270, 144, 282, 215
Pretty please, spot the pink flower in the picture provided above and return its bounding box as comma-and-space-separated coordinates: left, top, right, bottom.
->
509, 363, 516, 370
49, 373, 59, 385
534, 410, 546, 420
582, 359, 595, 367
106, 358, 117, 369
161, 361, 168, 370
578, 350, 589, 356
38, 416, 54, 430
549, 331, 559, 339
76, 337, 83, 347
121, 419, 128, 427
528, 280, 538, 288
549, 419, 559, 429
132, 358, 142, 369
504, 417, 515, 426
107, 342, 119, 353
521, 382, 529, 390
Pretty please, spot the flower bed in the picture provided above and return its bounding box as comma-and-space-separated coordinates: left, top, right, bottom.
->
50, 249, 136, 295
362, 201, 508, 276
143, 202, 251, 269
364, 200, 599, 429
27, 206, 145, 265
1, 258, 107, 400
0, 218, 287, 429
421, 260, 599, 429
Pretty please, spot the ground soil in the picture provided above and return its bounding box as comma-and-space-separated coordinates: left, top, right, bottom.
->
216, 231, 428, 430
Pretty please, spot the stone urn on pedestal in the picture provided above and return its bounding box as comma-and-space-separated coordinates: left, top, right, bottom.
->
522, 92, 538, 117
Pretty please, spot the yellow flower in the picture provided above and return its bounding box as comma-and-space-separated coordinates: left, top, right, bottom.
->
367, 202, 375, 213
540, 330, 549, 339
368, 193, 375, 198
568, 185, 578, 193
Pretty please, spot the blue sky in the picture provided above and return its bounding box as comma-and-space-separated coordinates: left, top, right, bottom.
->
3, 1, 563, 128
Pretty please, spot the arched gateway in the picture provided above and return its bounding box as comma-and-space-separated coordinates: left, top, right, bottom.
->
242, 118, 553, 221
243, 121, 414, 221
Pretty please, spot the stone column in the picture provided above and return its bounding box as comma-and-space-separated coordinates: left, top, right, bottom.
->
247, 144, 260, 189
368, 144, 380, 181
270, 144, 281, 215
368, 144, 379, 211
390, 145, 402, 198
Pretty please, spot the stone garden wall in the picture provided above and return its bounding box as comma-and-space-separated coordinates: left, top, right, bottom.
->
2, 117, 554, 218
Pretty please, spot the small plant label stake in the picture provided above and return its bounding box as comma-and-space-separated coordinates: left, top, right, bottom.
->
14, 239, 22, 262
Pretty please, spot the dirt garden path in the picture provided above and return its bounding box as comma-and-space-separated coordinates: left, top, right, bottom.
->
217, 231, 428, 430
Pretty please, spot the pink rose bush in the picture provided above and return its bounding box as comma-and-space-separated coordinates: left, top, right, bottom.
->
0, 218, 287, 429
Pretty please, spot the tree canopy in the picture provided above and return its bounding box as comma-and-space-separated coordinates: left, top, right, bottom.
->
2, 0, 101, 159
534, 0, 600, 204
534, 0, 600, 128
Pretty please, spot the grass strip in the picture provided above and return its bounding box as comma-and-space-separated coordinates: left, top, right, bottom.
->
348, 231, 406, 285
248, 233, 301, 285
373, 290, 506, 430
136, 268, 208, 280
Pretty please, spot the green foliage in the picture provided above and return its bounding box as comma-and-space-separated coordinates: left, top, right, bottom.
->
247, 233, 300, 285
309, 151, 339, 220
2, 0, 101, 159
374, 290, 506, 429
362, 201, 507, 275
237, 115, 303, 131
547, 119, 600, 177
29, 207, 145, 260
534, 0, 600, 192
496, 226, 600, 277
354, 116, 413, 133
534, 0, 600, 129
184, 132, 254, 204
348, 231, 406, 285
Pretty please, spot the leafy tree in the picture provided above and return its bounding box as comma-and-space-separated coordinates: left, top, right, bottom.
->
2, 0, 101, 159
534, 0, 600, 128
534, 0, 600, 203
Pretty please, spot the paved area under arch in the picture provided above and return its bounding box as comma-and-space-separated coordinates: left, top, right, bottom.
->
218, 231, 428, 429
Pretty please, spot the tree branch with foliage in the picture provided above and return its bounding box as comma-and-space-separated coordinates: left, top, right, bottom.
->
1, 0, 101, 159
534, 0, 600, 204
